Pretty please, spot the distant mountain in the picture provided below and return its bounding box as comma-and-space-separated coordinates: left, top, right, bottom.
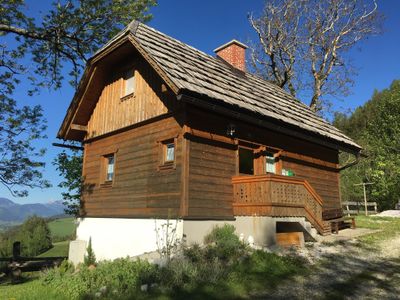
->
0, 197, 67, 224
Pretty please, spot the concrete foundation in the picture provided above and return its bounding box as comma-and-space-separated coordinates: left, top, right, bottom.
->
70, 217, 183, 265
183, 216, 277, 247
69, 216, 313, 264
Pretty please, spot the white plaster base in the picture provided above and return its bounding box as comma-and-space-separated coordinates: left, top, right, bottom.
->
71, 217, 183, 263
69, 216, 314, 263
183, 216, 277, 247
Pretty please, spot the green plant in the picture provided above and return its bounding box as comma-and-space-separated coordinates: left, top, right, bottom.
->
83, 237, 96, 266
0, 216, 52, 257
155, 218, 182, 262
41, 258, 157, 299
204, 224, 247, 261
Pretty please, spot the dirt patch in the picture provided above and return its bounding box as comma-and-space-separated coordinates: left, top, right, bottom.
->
255, 229, 400, 299
380, 235, 400, 258
375, 210, 400, 217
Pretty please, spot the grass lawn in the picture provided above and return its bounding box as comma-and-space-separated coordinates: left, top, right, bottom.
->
0, 274, 66, 300
37, 241, 69, 257
48, 218, 76, 238
355, 215, 400, 246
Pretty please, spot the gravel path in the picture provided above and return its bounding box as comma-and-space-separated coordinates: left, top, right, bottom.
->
254, 230, 400, 299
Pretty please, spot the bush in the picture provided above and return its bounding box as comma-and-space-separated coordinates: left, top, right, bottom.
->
227, 249, 307, 292
52, 233, 76, 243
157, 226, 248, 296
41, 258, 157, 299
203, 224, 247, 261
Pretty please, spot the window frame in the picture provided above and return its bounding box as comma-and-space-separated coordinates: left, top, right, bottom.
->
236, 142, 282, 176
100, 152, 117, 187
265, 152, 276, 174
262, 147, 282, 175
238, 146, 255, 175
120, 67, 136, 101
158, 138, 177, 171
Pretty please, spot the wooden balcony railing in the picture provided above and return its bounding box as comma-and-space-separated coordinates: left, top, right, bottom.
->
232, 174, 330, 235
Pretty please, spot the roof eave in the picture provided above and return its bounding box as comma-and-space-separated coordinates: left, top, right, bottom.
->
57, 25, 181, 141
57, 30, 133, 140
177, 91, 362, 155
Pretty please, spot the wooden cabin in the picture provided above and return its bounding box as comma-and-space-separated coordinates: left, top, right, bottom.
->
58, 22, 361, 262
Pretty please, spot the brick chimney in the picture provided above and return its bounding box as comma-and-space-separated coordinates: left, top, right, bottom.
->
214, 40, 248, 72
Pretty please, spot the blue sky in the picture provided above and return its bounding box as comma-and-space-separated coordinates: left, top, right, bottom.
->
2, 0, 400, 204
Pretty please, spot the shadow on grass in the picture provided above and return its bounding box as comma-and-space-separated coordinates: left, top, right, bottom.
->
253, 240, 400, 299
139, 251, 308, 300
0, 271, 39, 286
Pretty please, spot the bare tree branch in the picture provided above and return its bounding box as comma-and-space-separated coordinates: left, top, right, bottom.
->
249, 0, 382, 113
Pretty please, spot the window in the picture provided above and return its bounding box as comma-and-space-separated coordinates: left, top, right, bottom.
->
121, 69, 135, 99
239, 148, 254, 175
165, 142, 175, 163
265, 153, 276, 174
104, 154, 115, 182
159, 139, 176, 170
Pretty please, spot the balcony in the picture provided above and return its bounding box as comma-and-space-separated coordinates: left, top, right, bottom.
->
232, 174, 331, 235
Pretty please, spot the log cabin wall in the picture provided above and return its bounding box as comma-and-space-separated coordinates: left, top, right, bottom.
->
185, 106, 341, 213
80, 49, 185, 218
81, 115, 183, 218
85, 51, 178, 139
187, 137, 236, 218
281, 160, 340, 209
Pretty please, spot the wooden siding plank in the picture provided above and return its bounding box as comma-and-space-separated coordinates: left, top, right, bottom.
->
82, 116, 183, 218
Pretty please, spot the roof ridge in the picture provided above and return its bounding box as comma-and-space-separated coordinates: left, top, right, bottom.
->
93, 20, 360, 151
136, 23, 311, 108
136, 23, 215, 61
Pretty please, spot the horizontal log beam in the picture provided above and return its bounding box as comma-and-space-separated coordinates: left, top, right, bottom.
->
71, 124, 87, 131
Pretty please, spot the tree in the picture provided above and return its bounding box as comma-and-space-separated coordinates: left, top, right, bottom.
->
249, 0, 382, 112
53, 148, 82, 216
0, 215, 52, 256
84, 237, 96, 266
0, 0, 157, 197
334, 80, 400, 210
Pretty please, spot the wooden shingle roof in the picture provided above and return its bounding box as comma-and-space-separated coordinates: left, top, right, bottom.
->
60, 21, 361, 152
126, 22, 360, 151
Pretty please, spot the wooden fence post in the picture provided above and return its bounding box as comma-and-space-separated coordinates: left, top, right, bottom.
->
12, 241, 21, 260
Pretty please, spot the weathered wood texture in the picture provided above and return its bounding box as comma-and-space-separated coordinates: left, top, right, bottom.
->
81, 116, 183, 218
132, 22, 360, 151
86, 51, 177, 139
186, 106, 341, 211
231, 174, 331, 235
281, 160, 340, 209
187, 137, 236, 218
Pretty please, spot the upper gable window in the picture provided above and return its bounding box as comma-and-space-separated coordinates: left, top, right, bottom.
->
121, 69, 135, 100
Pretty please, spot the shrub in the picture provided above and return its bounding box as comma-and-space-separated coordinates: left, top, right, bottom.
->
158, 233, 245, 295
42, 258, 157, 299
227, 249, 307, 291
52, 233, 76, 243
203, 224, 247, 261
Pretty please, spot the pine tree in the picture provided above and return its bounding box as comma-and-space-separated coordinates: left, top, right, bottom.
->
84, 237, 96, 266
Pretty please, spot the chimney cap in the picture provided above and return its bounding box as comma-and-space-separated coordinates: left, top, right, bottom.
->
213, 39, 248, 53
